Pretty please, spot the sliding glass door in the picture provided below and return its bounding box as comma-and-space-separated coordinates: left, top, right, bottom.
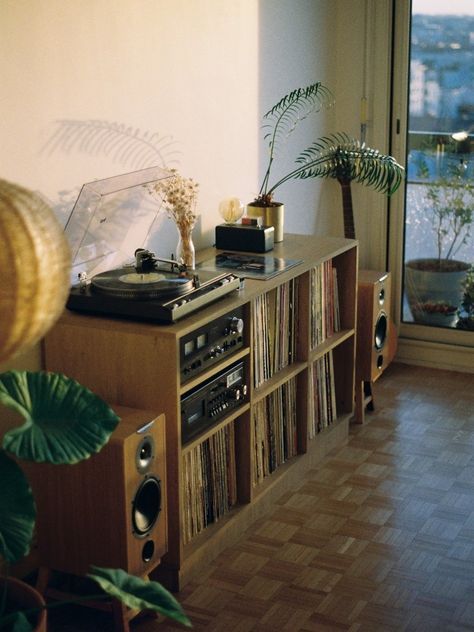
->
401, 1, 473, 333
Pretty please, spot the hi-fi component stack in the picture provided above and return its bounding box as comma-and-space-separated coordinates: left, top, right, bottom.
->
181, 360, 247, 443
179, 307, 245, 381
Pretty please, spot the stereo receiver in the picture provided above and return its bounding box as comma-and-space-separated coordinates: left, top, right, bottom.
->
180, 307, 245, 382
181, 360, 247, 444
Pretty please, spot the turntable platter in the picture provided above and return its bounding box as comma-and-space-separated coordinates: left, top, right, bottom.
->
91, 267, 194, 300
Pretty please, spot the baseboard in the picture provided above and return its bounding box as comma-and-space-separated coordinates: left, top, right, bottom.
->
396, 337, 474, 374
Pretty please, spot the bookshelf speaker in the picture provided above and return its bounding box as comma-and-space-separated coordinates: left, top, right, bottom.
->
356, 270, 393, 382
25, 407, 167, 577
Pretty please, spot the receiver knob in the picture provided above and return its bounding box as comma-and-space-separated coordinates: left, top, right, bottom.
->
228, 387, 242, 400
228, 317, 244, 335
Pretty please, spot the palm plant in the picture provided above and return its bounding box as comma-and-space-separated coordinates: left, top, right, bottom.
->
255, 82, 404, 239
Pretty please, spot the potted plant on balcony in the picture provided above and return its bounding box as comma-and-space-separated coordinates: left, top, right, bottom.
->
248, 81, 404, 242
404, 160, 473, 325
0, 178, 191, 631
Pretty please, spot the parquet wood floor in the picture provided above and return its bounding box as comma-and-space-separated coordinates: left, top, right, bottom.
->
49, 362, 474, 631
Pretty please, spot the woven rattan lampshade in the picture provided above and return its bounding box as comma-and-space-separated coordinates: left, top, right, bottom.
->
0, 178, 71, 364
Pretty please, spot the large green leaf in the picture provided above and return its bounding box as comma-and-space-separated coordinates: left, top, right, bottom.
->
0, 371, 119, 464
87, 567, 192, 627
0, 452, 36, 564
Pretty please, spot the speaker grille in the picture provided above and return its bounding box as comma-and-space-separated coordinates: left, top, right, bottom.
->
132, 476, 162, 536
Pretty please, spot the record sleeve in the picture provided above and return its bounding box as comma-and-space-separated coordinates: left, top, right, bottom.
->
197, 252, 302, 280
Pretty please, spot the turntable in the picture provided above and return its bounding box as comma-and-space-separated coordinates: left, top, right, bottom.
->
65, 167, 242, 323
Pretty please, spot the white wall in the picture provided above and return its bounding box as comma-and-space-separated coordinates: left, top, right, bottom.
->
257, 0, 338, 237
1, 1, 382, 377
0, 0, 262, 250
334, 0, 395, 270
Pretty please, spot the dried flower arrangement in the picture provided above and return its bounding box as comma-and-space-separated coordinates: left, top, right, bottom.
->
151, 169, 199, 268
153, 169, 199, 229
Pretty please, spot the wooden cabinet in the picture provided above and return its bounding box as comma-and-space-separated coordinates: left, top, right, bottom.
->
43, 234, 357, 590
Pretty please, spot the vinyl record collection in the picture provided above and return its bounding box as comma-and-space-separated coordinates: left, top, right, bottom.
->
182, 422, 237, 544
308, 351, 337, 439
252, 279, 299, 388
252, 378, 298, 485
310, 260, 341, 348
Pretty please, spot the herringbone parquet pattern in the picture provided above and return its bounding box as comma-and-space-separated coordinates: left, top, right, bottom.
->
51, 362, 474, 631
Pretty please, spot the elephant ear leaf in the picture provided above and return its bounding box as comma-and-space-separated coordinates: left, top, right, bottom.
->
0, 371, 120, 464
0, 451, 36, 563
88, 567, 192, 627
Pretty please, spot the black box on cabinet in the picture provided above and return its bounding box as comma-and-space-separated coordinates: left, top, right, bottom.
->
215, 223, 274, 253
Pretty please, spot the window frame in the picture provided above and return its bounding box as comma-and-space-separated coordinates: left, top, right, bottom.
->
388, 0, 474, 362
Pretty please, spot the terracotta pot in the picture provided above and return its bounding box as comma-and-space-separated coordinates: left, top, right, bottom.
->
247, 202, 284, 242
0, 577, 47, 632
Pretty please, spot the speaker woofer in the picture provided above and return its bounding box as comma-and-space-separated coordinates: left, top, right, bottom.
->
132, 476, 161, 537
374, 312, 388, 351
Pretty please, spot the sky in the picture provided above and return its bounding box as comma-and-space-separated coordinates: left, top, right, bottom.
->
413, 0, 474, 15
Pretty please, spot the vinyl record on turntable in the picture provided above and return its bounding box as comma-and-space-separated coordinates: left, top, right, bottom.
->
63, 170, 243, 323
91, 267, 194, 300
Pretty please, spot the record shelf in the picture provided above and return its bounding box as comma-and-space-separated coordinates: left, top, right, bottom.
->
43, 234, 358, 591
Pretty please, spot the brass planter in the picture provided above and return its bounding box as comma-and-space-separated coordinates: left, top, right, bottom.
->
247, 203, 284, 242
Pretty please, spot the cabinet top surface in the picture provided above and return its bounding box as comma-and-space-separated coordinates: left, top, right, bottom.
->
55, 234, 357, 337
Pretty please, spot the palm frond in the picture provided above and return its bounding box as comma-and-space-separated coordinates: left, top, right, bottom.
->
258, 81, 334, 198
40, 120, 181, 170
290, 132, 404, 195
262, 82, 334, 151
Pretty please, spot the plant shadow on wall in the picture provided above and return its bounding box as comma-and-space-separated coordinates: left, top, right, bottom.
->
247, 81, 404, 242
0, 179, 191, 631
404, 159, 473, 327
41, 120, 180, 172
40, 119, 181, 230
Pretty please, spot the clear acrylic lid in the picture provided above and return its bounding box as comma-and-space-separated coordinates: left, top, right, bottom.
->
65, 167, 171, 285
